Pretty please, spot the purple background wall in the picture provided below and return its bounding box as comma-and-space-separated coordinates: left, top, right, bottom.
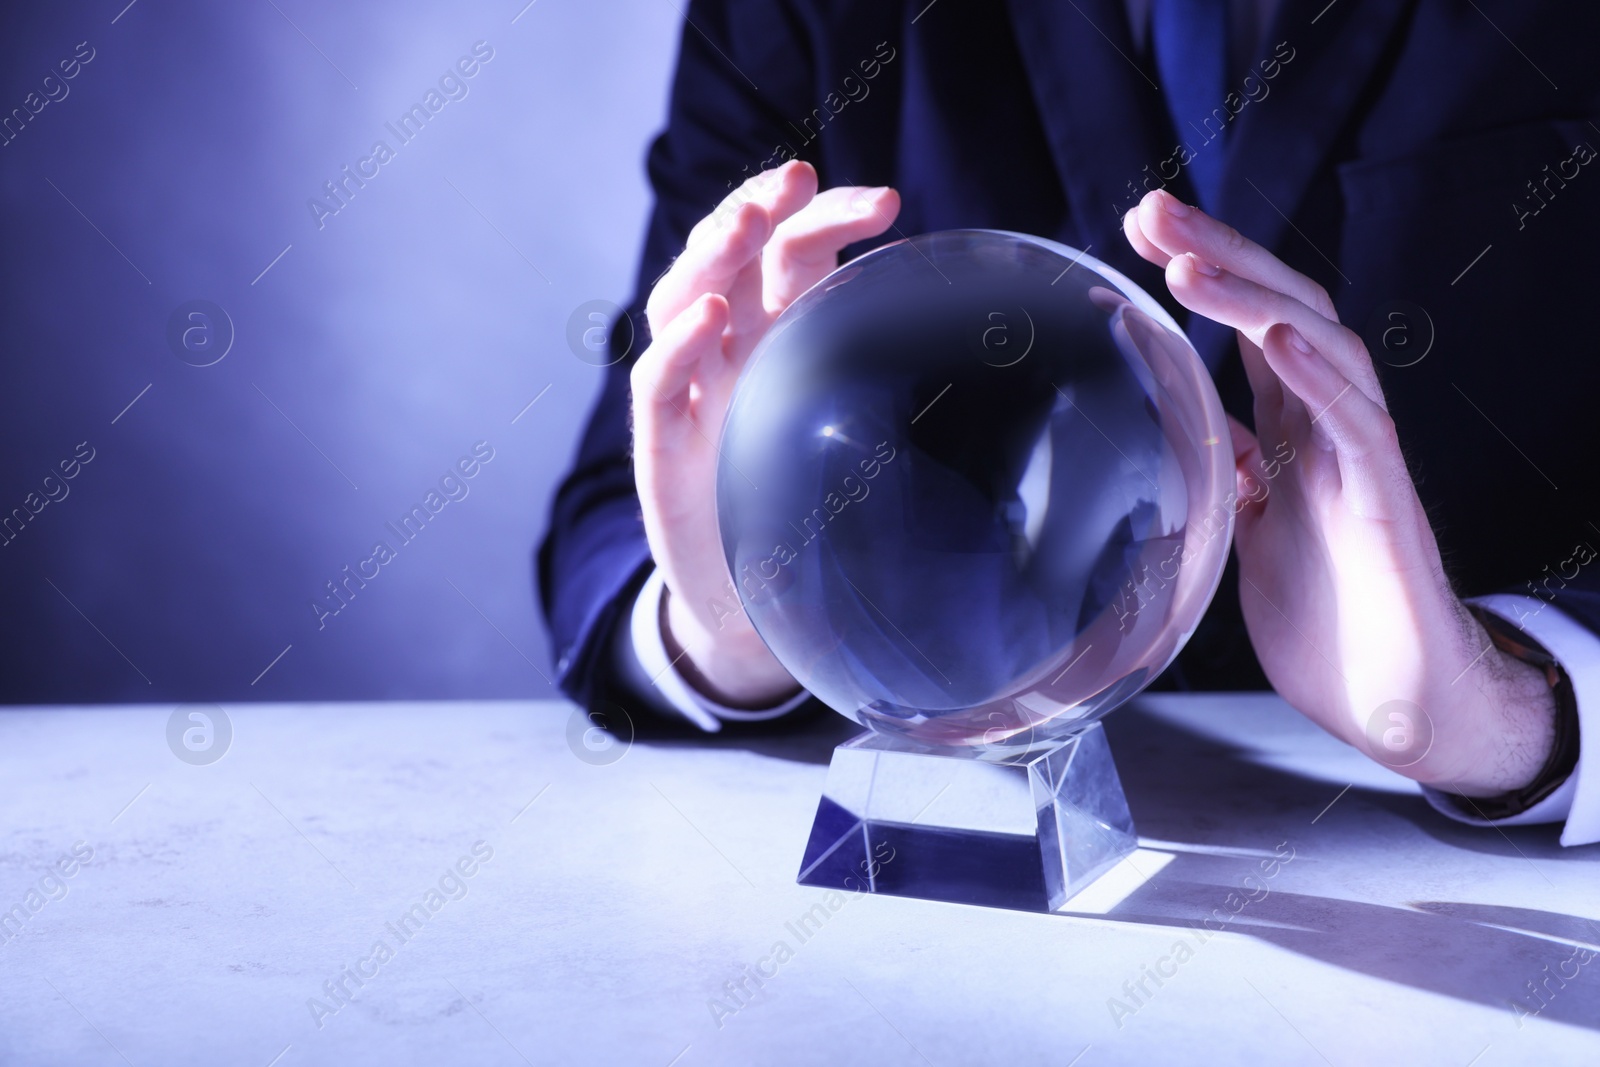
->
0, 0, 678, 702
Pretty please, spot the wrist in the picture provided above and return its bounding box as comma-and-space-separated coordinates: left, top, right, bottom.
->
662, 583, 800, 708
1406, 632, 1560, 797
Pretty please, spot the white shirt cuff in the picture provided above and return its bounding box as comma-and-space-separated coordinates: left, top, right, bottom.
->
613, 568, 811, 733
1420, 594, 1597, 846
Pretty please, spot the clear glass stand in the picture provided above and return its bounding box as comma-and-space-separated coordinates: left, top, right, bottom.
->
796, 722, 1137, 912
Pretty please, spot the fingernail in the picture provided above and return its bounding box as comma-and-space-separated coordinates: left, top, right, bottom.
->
1185, 252, 1221, 277
1287, 325, 1313, 354
1158, 189, 1191, 217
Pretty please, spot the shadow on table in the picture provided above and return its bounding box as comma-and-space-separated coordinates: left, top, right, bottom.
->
1085, 704, 1600, 1032
1094, 876, 1593, 1036
1082, 877, 1600, 1031
636, 692, 1600, 1027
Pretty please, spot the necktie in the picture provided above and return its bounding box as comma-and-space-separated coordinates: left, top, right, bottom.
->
1151, 0, 1230, 212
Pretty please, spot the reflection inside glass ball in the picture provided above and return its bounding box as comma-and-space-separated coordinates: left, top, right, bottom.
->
716, 231, 1234, 752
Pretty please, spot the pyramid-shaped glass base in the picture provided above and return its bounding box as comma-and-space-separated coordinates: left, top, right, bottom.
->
797, 722, 1136, 912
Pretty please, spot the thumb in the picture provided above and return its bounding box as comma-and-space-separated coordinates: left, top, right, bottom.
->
1226, 414, 1267, 537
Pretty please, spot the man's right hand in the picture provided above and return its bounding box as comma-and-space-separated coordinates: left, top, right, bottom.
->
630, 160, 901, 707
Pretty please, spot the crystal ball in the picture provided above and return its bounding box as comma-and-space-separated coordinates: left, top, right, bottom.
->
716, 230, 1234, 751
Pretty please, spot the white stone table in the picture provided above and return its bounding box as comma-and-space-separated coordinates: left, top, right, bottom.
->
0, 694, 1595, 1065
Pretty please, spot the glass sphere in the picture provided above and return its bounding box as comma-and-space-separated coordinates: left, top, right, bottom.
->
716, 230, 1234, 752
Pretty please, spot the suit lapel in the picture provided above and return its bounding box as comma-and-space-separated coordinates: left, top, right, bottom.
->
1003, 0, 1172, 268
1003, 0, 1418, 259
1003, 0, 1417, 368
1217, 0, 1417, 263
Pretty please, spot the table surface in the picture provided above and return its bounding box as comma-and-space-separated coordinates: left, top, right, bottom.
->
1, 693, 1596, 1066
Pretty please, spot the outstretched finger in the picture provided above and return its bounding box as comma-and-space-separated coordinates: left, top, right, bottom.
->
646, 203, 771, 335
647, 162, 819, 332
631, 294, 730, 450
1259, 322, 1410, 523
1166, 253, 1385, 408
1235, 328, 1285, 416
764, 186, 901, 310
1138, 189, 1339, 321
1122, 204, 1171, 269
684, 160, 817, 249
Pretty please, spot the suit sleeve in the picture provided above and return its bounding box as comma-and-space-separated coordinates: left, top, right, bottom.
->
536, 0, 823, 716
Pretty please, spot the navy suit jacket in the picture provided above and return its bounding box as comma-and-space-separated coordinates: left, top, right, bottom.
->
539, 0, 1600, 718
